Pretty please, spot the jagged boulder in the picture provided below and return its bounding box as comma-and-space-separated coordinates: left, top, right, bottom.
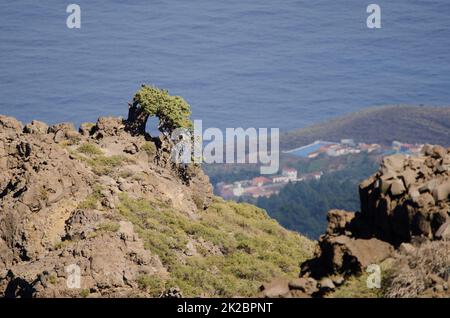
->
0, 112, 217, 297
326, 210, 355, 236
47, 122, 80, 143
288, 277, 318, 295
23, 120, 48, 135
0, 122, 93, 263
358, 148, 450, 245
435, 221, 450, 240
0, 115, 23, 132
290, 146, 450, 298
79, 123, 95, 136
161, 287, 183, 298
318, 277, 335, 292
258, 277, 291, 298
259, 276, 319, 298
0, 225, 167, 298
63, 209, 101, 241
301, 236, 393, 279
91, 117, 125, 139
259, 146, 450, 299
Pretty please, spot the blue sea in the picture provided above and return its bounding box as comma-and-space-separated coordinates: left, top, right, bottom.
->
0, 1, 449, 131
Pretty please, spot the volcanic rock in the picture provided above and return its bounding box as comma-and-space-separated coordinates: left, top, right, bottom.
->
24, 120, 48, 135
357, 149, 450, 244
0, 113, 215, 297
259, 277, 291, 298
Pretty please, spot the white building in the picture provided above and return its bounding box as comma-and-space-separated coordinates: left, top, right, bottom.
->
327, 145, 347, 157
282, 168, 298, 180
341, 139, 356, 147
272, 168, 298, 183
232, 183, 244, 197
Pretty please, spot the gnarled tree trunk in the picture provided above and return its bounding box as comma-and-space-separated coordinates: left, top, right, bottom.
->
125, 101, 149, 135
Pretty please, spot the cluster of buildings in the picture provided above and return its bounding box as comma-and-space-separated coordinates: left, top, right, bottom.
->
284, 139, 424, 159
215, 140, 425, 200
284, 139, 381, 159
391, 141, 423, 154
216, 168, 323, 199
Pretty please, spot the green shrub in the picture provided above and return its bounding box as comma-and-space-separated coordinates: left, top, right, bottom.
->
97, 222, 120, 233
132, 172, 147, 182
119, 169, 134, 179
77, 143, 103, 156
78, 185, 104, 209
80, 289, 90, 298
136, 275, 165, 297
48, 275, 57, 285
82, 155, 126, 175
141, 141, 157, 156
78, 196, 98, 210
54, 240, 72, 250
329, 273, 382, 298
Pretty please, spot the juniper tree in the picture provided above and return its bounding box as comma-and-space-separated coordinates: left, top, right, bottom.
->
126, 84, 192, 137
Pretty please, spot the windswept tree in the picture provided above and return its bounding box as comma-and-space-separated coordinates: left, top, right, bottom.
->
126, 84, 192, 137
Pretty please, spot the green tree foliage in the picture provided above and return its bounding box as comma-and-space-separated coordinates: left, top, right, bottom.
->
204, 164, 261, 185
133, 85, 192, 135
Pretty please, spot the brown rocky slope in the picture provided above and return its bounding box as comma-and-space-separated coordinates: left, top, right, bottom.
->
1, 109, 448, 298
0, 115, 313, 298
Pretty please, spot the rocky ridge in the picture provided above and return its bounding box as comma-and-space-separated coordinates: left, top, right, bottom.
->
0, 114, 213, 297
0, 113, 313, 298
260, 146, 450, 298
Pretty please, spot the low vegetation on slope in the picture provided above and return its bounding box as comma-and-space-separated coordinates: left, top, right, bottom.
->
382, 240, 450, 298
118, 194, 314, 297
282, 105, 450, 149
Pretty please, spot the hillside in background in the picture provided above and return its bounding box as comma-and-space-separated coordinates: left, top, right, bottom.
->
248, 154, 379, 238
281, 105, 450, 150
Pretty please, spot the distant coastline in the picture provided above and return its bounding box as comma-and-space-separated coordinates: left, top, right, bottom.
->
281, 105, 450, 150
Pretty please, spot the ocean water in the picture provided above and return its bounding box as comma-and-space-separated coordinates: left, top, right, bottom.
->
0, 1, 449, 131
